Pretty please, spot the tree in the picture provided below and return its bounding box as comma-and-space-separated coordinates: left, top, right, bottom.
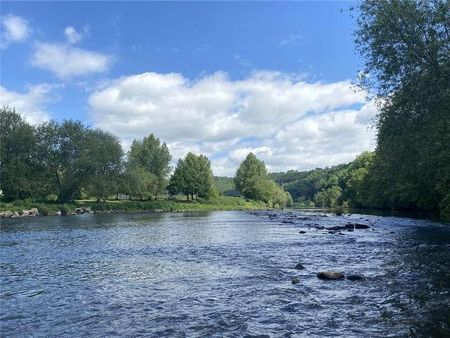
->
250, 176, 293, 207
85, 130, 124, 202
234, 153, 268, 199
127, 134, 171, 198
343, 152, 374, 207
0, 107, 49, 201
120, 166, 158, 200
234, 153, 291, 207
35, 120, 123, 202
167, 152, 217, 200
355, 0, 450, 214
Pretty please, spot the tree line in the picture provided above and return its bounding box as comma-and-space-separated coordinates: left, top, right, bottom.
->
271, 151, 375, 209
271, 0, 450, 217
0, 107, 292, 207
353, 0, 449, 217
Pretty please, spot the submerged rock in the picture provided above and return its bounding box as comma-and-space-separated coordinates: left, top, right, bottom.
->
294, 263, 305, 270
351, 223, 371, 229
317, 271, 344, 280
347, 274, 365, 281
291, 277, 300, 285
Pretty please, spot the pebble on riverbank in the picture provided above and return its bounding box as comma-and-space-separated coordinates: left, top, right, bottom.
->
0, 208, 39, 218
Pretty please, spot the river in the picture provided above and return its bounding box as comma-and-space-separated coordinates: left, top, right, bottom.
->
1, 210, 449, 337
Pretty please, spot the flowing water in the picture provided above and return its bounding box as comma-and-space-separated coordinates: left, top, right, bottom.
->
1, 210, 449, 337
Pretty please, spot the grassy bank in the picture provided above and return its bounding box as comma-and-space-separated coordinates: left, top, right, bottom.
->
0, 196, 267, 216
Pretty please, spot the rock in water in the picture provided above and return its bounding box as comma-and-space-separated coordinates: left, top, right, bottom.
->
291, 277, 300, 285
347, 274, 365, 281
352, 223, 370, 229
317, 271, 344, 280
294, 263, 305, 270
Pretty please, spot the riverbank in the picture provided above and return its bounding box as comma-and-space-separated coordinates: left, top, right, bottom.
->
0, 196, 267, 218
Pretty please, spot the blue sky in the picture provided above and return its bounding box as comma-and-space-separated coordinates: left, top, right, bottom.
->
1, 1, 376, 176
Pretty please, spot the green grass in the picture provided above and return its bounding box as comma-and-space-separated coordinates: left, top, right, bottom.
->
0, 196, 267, 216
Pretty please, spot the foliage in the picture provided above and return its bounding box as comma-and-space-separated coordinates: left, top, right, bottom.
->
273, 152, 374, 208
0, 107, 49, 201
234, 153, 268, 199
168, 152, 217, 200
235, 153, 292, 207
0, 196, 266, 214
354, 0, 450, 213
214, 176, 239, 196
127, 134, 172, 197
35, 120, 123, 202
121, 166, 159, 200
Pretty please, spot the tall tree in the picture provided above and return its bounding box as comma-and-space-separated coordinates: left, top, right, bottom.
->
85, 129, 124, 201
234, 153, 268, 199
36, 120, 123, 202
167, 152, 216, 200
355, 0, 450, 214
0, 107, 49, 200
234, 153, 291, 206
127, 134, 171, 198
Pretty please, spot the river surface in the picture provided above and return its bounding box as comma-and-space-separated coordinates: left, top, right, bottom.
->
1, 210, 449, 337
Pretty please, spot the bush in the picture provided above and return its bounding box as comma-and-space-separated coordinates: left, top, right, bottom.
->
46, 194, 58, 202
37, 204, 51, 216
60, 205, 71, 215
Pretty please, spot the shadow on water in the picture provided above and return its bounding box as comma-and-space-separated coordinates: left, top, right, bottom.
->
383, 225, 450, 336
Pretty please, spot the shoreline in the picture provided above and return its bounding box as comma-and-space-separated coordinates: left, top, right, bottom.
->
0, 196, 268, 219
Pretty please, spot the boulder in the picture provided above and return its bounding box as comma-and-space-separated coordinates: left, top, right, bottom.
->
1, 211, 14, 218
346, 274, 365, 281
291, 277, 300, 285
317, 271, 344, 280
327, 223, 370, 231
29, 208, 39, 216
294, 263, 305, 270
351, 223, 370, 229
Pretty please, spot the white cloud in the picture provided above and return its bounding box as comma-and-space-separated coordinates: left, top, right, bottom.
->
88, 71, 377, 176
0, 84, 55, 124
279, 34, 302, 47
31, 42, 111, 78
1, 14, 31, 48
64, 26, 82, 44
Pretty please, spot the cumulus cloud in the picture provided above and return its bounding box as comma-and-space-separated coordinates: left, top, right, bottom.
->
1, 14, 31, 48
31, 42, 111, 78
88, 71, 377, 176
0, 84, 55, 124
64, 26, 82, 44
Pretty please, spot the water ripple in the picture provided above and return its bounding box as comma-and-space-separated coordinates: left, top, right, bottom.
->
1, 211, 449, 337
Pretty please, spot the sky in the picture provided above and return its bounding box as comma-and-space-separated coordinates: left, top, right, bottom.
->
1, 1, 377, 176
